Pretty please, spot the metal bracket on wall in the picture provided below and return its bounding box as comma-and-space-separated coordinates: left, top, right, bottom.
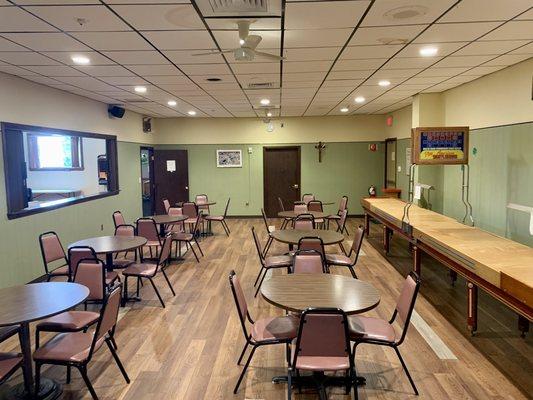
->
401, 163, 417, 233
461, 164, 474, 226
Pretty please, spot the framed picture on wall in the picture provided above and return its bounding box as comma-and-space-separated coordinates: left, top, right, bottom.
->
216, 149, 242, 168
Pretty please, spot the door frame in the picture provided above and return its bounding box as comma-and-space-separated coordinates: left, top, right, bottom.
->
263, 146, 301, 214
384, 138, 397, 189
140, 146, 155, 216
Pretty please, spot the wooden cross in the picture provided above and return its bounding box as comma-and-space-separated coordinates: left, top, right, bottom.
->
315, 141, 326, 162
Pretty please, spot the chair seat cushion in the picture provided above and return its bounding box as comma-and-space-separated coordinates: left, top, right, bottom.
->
325, 254, 352, 266
106, 271, 119, 285
122, 263, 157, 277
36, 311, 99, 332
315, 218, 324, 224
265, 255, 292, 268
204, 215, 224, 221
172, 232, 193, 241
33, 331, 102, 363
113, 258, 134, 268
50, 265, 69, 276
0, 353, 22, 380
325, 214, 341, 220
145, 240, 161, 247
348, 316, 396, 343
251, 315, 299, 343
0, 326, 19, 342
295, 355, 350, 371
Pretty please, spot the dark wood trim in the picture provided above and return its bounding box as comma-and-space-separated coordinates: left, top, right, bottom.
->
263, 145, 301, 213
384, 138, 397, 189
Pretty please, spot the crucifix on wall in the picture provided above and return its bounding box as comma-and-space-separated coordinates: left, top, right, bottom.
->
315, 141, 326, 162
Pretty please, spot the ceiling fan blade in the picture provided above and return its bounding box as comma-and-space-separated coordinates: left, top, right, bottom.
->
192, 49, 234, 56
254, 51, 285, 61
244, 35, 262, 50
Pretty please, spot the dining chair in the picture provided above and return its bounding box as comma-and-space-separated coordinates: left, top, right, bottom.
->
195, 194, 210, 215
68, 246, 120, 288
297, 236, 326, 258
163, 198, 171, 214
171, 214, 204, 263
326, 196, 349, 233
112, 211, 126, 228
73, 259, 108, 309
307, 200, 325, 229
182, 202, 201, 233
326, 225, 364, 278
288, 308, 356, 400
39, 231, 70, 281
0, 325, 25, 390
293, 204, 308, 213
229, 270, 298, 394
293, 214, 315, 230
204, 198, 231, 236
136, 218, 162, 260
122, 234, 176, 308
291, 250, 325, 274
336, 209, 349, 237
278, 197, 292, 229
260, 208, 276, 257
251, 227, 292, 297
34, 285, 129, 400
113, 224, 137, 268
348, 272, 421, 396
302, 193, 315, 204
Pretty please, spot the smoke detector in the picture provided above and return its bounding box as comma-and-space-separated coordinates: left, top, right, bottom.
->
383, 5, 428, 21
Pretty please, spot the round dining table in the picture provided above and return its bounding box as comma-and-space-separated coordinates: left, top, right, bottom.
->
69, 235, 147, 271
0, 282, 89, 399
278, 210, 325, 219
294, 200, 335, 206
270, 229, 344, 251
148, 214, 188, 236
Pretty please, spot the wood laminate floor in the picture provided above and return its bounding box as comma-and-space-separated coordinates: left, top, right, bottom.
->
1, 218, 531, 399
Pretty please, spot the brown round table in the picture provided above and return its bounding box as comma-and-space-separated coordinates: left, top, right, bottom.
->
69, 235, 147, 271
278, 211, 326, 219
175, 201, 216, 207
0, 282, 89, 399
294, 201, 335, 206
261, 274, 380, 315
148, 214, 188, 236
271, 229, 344, 246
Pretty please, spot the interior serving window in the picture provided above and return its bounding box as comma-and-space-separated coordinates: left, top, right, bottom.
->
2, 122, 119, 219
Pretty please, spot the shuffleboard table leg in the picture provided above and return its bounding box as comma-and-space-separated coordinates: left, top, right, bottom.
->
364, 213, 370, 236
467, 282, 478, 335
383, 226, 391, 253
518, 315, 529, 338
449, 270, 458, 286
413, 245, 421, 276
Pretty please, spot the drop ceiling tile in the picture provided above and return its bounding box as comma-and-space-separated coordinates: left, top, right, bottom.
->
230, 62, 280, 74
199, 82, 241, 91
0, 7, 57, 32
284, 61, 333, 73
179, 63, 232, 76
13, 0, 100, 3
206, 18, 281, 30
328, 70, 372, 80
213, 30, 281, 50
509, 42, 533, 54
23, 65, 86, 76
25, 5, 131, 31
23, 75, 66, 86
373, 68, 421, 78
2, 33, 90, 52
361, 0, 456, 26
54, 76, 118, 91
103, 51, 168, 65
483, 53, 532, 66
236, 73, 279, 85
0, 52, 60, 65
143, 75, 191, 85
454, 40, 530, 56
461, 65, 507, 75
515, 7, 533, 20
417, 67, 470, 77
342, 44, 403, 59
439, 0, 533, 23
322, 78, 364, 87
110, 4, 203, 30
43, 51, 115, 65
349, 25, 426, 46
283, 47, 341, 61
383, 56, 440, 69
284, 29, 352, 48
333, 58, 388, 70
143, 31, 215, 50
164, 50, 224, 64
481, 21, 533, 41
414, 22, 501, 43
396, 41, 468, 57
99, 76, 149, 85
441, 74, 480, 84
72, 31, 152, 50
0, 65, 37, 76
0, 36, 28, 51
283, 80, 321, 89
74, 65, 134, 76
283, 71, 327, 82
402, 76, 449, 85
125, 64, 177, 76
422, 82, 457, 92
285, 1, 370, 29
434, 54, 494, 68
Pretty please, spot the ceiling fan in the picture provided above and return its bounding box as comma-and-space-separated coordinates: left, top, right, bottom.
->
193, 20, 285, 61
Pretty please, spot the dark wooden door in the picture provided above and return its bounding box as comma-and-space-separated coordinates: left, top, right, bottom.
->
263, 146, 300, 217
153, 150, 189, 214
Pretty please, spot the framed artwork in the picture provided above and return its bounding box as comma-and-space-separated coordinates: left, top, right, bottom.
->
216, 149, 242, 168
412, 126, 469, 165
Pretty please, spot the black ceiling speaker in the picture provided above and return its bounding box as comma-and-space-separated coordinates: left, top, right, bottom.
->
108, 105, 125, 118
143, 117, 152, 133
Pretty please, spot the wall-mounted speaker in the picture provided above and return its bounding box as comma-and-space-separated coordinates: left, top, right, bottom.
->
143, 117, 152, 133
108, 105, 125, 118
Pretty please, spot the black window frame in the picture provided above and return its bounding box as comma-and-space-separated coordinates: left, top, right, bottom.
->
1, 122, 120, 220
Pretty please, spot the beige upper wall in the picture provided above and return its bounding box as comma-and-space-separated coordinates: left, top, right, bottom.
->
0, 72, 150, 144
154, 114, 387, 144
386, 105, 412, 139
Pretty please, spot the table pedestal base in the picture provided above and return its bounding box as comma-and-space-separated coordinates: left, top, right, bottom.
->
0, 378, 62, 400
271, 372, 366, 387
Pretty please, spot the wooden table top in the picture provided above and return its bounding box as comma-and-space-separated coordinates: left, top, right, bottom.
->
149, 214, 188, 225
69, 235, 147, 254
271, 229, 344, 245
294, 201, 335, 206
261, 274, 380, 315
0, 282, 89, 326
176, 201, 216, 206
278, 210, 326, 219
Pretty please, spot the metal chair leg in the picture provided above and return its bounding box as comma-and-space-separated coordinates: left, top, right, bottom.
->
189, 243, 200, 263
254, 269, 268, 297
263, 236, 273, 257
149, 278, 165, 308
394, 346, 418, 395
35, 362, 41, 394
237, 339, 250, 365
161, 268, 176, 296
233, 345, 256, 394
287, 368, 292, 400
253, 267, 265, 287
194, 238, 204, 256
348, 266, 358, 279
78, 365, 99, 400
106, 339, 130, 383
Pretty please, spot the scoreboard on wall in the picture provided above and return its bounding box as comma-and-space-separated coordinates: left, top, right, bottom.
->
412, 126, 469, 165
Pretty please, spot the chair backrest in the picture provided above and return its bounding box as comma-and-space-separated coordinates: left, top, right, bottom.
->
163, 199, 171, 214
196, 194, 209, 212
112, 211, 125, 228
74, 259, 106, 301
39, 232, 67, 273
182, 202, 198, 218
260, 208, 271, 233
339, 196, 348, 213
136, 218, 160, 243
307, 200, 323, 212
294, 204, 308, 214
115, 224, 135, 237
251, 227, 265, 265
229, 270, 249, 338
90, 285, 122, 360
167, 207, 185, 232
278, 197, 285, 212
298, 236, 325, 257
293, 308, 350, 366
292, 250, 324, 274
222, 198, 231, 218
395, 272, 421, 344
157, 234, 173, 268
337, 209, 348, 232
68, 246, 98, 277
294, 214, 315, 230
349, 225, 365, 259
302, 194, 315, 204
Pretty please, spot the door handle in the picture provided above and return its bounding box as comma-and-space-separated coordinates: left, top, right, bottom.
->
185, 186, 189, 190
292, 184, 299, 189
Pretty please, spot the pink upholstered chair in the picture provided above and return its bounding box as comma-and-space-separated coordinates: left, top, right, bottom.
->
122, 234, 176, 308
113, 224, 137, 268
136, 218, 162, 260
293, 214, 315, 230
288, 308, 355, 399
204, 198, 231, 236
349, 272, 421, 395
162, 198, 171, 214
69, 246, 120, 288
229, 270, 298, 394
291, 250, 325, 274
301, 193, 315, 204
307, 200, 325, 228
336, 209, 349, 236
39, 231, 70, 281
297, 236, 325, 258
326, 225, 364, 278
195, 194, 210, 215
251, 227, 292, 297
293, 204, 308, 214
74, 259, 108, 306
182, 202, 201, 233
166, 207, 185, 234
326, 196, 349, 233
260, 208, 276, 257
34, 285, 129, 400
171, 214, 204, 262
112, 211, 126, 228
0, 325, 25, 390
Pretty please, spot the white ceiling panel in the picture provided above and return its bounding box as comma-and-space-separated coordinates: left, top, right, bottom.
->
373, 68, 422, 78
341, 44, 403, 59
0, 7, 57, 32
284, 29, 352, 48
143, 31, 215, 50
3, 32, 90, 52
509, 42, 533, 54
99, 76, 149, 85
164, 50, 224, 64
0, 37, 28, 51
481, 21, 533, 41
515, 7, 533, 20
483, 53, 532, 66
110, 4, 203, 30
213, 30, 281, 50
126, 64, 177, 76
349, 25, 426, 46
74, 65, 135, 76
12, 0, 101, 4
72, 32, 152, 50
414, 22, 501, 43
283, 60, 332, 73
417, 67, 470, 77
42, 51, 116, 65
103, 51, 169, 65
283, 47, 341, 61
328, 70, 372, 79
439, 0, 533, 23
361, 0, 456, 26
383, 56, 441, 69
333, 58, 388, 70
454, 40, 530, 56
23, 65, 85, 76
283, 71, 327, 82
179, 63, 233, 76
231, 62, 280, 74
0, 51, 60, 65
396, 42, 468, 58
54, 76, 118, 91
0, 65, 37, 76
433, 54, 493, 68
461, 65, 506, 75
206, 18, 281, 30
283, 81, 321, 89
285, 1, 370, 29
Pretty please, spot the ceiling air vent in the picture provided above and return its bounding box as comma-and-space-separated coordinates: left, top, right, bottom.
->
196, 0, 281, 17
247, 82, 276, 89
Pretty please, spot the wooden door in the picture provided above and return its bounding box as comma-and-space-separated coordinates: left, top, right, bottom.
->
263, 146, 300, 217
153, 150, 189, 214
385, 138, 397, 188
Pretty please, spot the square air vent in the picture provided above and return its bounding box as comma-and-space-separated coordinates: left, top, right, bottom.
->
247, 82, 276, 89
197, 0, 281, 17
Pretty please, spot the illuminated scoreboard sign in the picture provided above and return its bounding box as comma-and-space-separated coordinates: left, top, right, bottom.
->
412, 126, 469, 165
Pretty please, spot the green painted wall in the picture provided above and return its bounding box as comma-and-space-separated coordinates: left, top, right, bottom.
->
156, 142, 385, 216
0, 141, 143, 288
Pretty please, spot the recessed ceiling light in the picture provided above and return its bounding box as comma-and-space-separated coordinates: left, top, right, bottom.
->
355, 96, 365, 103
340, 107, 349, 113
419, 46, 438, 57
378, 80, 391, 87
71, 55, 90, 65
266, 112, 272, 117
134, 86, 147, 93
260, 98, 270, 106
187, 110, 197, 116
239, 39, 245, 45
167, 100, 177, 106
